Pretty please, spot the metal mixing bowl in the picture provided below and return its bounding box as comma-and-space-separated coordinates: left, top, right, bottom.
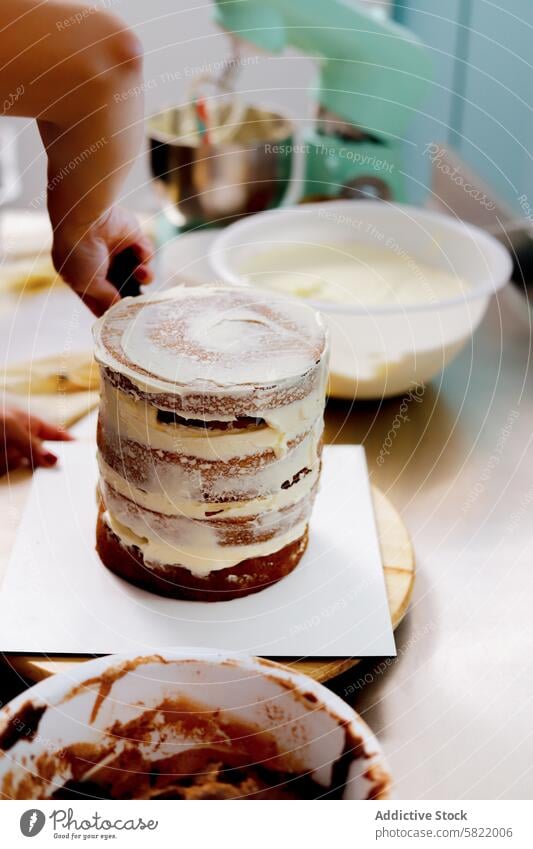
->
148, 104, 294, 228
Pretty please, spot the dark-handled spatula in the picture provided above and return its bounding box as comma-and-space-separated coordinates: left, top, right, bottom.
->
107, 246, 142, 298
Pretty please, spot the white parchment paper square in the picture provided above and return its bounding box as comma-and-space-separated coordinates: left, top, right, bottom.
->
0, 443, 395, 657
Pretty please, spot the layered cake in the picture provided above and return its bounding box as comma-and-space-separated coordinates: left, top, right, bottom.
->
93, 285, 328, 601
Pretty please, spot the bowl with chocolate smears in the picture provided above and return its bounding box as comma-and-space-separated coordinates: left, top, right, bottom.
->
0, 652, 390, 800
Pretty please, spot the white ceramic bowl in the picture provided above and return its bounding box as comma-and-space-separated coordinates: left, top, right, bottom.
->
209, 201, 513, 399
0, 650, 390, 800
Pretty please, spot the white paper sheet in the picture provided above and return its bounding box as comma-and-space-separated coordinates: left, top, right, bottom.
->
0, 443, 395, 657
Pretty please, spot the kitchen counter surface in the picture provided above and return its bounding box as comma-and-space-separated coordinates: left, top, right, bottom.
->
327, 285, 533, 799
1, 280, 531, 799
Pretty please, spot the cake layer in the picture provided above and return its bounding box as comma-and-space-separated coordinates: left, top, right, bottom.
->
102, 362, 325, 418
93, 286, 328, 408
96, 511, 308, 601
97, 454, 319, 519
97, 418, 323, 504
101, 477, 316, 552
99, 376, 325, 461
103, 504, 307, 574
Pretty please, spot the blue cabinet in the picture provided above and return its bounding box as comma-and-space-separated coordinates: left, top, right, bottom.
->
395, 0, 533, 213
459, 1, 533, 211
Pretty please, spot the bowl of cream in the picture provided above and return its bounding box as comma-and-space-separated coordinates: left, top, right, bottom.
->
209, 201, 512, 398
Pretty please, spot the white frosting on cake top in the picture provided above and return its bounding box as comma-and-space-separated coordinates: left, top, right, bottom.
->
93, 285, 327, 394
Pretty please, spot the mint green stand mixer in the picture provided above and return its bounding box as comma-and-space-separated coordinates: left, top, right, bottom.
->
213, 0, 431, 203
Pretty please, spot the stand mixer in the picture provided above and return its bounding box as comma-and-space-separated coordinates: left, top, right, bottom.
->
148, 0, 431, 230
214, 0, 430, 202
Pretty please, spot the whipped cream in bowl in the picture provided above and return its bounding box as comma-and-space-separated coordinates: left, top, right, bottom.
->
209, 201, 512, 399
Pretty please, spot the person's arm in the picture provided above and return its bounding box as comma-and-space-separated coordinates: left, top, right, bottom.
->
0, 0, 153, 315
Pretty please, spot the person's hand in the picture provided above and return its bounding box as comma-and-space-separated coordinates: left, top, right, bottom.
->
1, 406, 72, 476
51, 206, 154, 317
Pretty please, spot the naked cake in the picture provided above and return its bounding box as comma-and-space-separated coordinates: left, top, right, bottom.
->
93, 285, 328, 601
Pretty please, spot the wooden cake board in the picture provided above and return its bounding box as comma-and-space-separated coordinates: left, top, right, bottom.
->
8, 486, 414, 686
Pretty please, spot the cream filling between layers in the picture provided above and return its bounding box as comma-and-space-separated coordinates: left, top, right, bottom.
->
103, 509, 308, 575
98, 455, 319, 519
100, 376, 325, 460
100, 415, 323, 502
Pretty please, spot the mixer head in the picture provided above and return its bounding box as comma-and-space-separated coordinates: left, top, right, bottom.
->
213, 0, 431, 142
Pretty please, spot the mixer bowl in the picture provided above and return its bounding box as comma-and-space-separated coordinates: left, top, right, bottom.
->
209, 201, 513, 399
148, 104, 294, 228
